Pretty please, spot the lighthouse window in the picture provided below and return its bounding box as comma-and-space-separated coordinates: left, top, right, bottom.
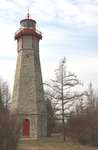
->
32, 36, 35, 48
18, 38, 22, 49
23, 36, 32, 48
17, 39, 19, 50
21, 21, 33, 28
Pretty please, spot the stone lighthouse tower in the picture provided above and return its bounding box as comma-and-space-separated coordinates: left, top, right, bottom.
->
12, 13, 47, 139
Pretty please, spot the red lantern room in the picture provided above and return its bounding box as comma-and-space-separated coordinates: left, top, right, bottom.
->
15, 12, 42, 51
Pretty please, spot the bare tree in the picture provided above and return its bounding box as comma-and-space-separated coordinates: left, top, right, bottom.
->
86, 82, 96, 110
1, 81, 10, 110
45, 58, 83, 141
45, 91, 56, 136
0, 78, 20, 150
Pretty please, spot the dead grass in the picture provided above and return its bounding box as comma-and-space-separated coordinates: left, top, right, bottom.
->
18, 136, 98, 150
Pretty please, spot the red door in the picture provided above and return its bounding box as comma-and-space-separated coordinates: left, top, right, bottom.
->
23, 119, 30, 137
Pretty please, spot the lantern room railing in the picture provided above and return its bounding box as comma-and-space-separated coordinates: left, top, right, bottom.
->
15, 28, 42, 36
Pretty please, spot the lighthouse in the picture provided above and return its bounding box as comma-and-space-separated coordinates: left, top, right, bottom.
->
12, 12, 47, 139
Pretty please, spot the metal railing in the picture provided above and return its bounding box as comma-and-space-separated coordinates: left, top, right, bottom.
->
15, 28, 42, 36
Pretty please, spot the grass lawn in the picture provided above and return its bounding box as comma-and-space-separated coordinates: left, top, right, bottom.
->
18, 136, 98, 150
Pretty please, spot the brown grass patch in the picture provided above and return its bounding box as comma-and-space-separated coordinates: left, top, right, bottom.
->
18, 136, 98, 150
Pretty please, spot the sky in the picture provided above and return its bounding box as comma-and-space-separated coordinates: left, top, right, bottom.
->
0, 0, 98, 92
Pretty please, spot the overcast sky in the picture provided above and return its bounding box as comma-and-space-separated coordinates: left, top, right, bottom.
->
0, 0, 98, 92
